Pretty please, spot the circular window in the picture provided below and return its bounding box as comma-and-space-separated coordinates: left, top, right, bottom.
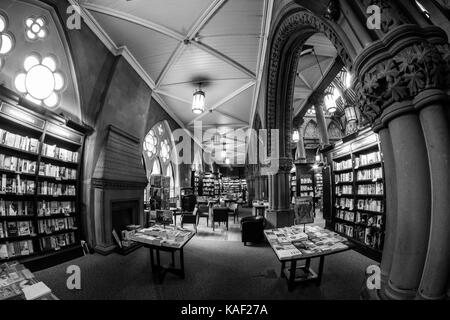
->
25, 17, 48, 40
15, 54, 65, 108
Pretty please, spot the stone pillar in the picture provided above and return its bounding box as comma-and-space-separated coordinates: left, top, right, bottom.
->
415, 89, 450, 300
385, 104, 431, 300
372, 122, 397, 297
295, 128, 307, 162
263, 158, 294, 228
312, 94, 330, 145
354, 28, 450, 299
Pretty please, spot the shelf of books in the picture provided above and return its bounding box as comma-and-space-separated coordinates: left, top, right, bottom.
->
331, 129, 385, 262
221, 176, 242, 195
299, 175, 314, 198
193, 171, 200, 196
314, 172, 323, 198
202, 172, 219, 196
290, 173, 297, 198
0, 98, 85, 265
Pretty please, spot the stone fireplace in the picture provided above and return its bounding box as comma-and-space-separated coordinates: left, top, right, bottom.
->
92, 125, 148, 255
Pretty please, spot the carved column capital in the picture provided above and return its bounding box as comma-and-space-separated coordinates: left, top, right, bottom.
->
355, 41, 449, 125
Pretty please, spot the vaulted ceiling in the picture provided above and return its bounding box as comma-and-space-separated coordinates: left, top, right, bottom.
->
79, 0, 336, 161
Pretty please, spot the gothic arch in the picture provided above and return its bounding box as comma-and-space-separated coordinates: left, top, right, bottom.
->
328, 120, 343, 139
265, 5, 356, 158
304, 119, 320, 139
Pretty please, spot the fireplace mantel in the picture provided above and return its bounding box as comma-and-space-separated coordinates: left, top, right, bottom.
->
92, 125, 147, 255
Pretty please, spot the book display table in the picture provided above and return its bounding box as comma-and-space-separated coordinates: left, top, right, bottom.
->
1, 261, 57, 300
264, 225, 353, 291
130, 225, 195, 283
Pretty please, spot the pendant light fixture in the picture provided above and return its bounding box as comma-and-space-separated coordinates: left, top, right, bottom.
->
192, 83, 205, 114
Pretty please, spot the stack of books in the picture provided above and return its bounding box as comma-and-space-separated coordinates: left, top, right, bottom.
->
0, 261, 52, 300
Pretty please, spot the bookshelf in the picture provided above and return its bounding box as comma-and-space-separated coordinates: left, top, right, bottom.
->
331, 130, 385, 261
299, 175, 314, 198
0, 95, 86, 266
221, 176, 242, 195
290, 172, 297, 198
202, 172, 219, 196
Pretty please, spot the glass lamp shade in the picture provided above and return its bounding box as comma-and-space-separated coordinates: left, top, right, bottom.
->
225, 158, 230, 165
315, 154, 321, 162
192, 89, 205, 114
324, 94, 336, 113
292, 130, 300, 142
344, 105, 357, 122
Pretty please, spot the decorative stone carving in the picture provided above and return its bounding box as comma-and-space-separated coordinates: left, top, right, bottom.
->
266, 8, 352, 155
355, 41, 448, 123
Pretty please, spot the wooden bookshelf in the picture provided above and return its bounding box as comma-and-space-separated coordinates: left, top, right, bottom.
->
330, 129, 385, 262
290, 172, 296, 198
0, 94, 86, 267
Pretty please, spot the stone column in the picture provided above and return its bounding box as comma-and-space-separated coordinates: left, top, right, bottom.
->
312, 94, 330, 145
415, 89, 450, 300
294, 118, 307, 163
354, 30, 450, 299
263, 158, 294, 228
372, 121, 397, 297
385, 103, 431, 300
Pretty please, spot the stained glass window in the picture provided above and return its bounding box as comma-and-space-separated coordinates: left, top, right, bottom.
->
160, 139, 170, 162
144, 129, 157, 158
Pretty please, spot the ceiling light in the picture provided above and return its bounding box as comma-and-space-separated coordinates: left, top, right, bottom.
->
192, 85, 205, 114
345, 71, 353, 89
344, 105, 357, 122
324, 94, 336, 113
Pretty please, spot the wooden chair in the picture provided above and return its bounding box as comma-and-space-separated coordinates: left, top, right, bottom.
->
197, 204, 209, 227
212, 207, 229, 231
181, 207, 198, 232
228, 202, 238, 224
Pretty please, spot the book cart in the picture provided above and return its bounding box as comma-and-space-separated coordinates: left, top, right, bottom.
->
330, 128, 386, 262
0, 87, 87, 270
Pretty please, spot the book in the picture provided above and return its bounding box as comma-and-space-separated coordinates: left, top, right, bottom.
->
22, 282, 51, 300
18, 222, 30, 236
6, 222, 18, 237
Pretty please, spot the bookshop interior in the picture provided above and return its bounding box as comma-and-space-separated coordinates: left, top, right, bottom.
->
0, 0, 449, 301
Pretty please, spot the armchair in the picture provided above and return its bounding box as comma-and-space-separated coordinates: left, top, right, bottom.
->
212, 207, 229, 231
240, 216, 265, 246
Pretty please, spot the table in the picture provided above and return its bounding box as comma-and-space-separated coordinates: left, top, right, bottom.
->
264, 225, 353, 291
130, 226, 195, 283
252, 204, 267, 217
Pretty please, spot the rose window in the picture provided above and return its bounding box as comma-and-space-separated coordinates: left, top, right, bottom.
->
160, 139, 170, 162
25, 17, 48, 40
14, 54, 65, 108
0, 14, 14, 69
144, 129, 157, 158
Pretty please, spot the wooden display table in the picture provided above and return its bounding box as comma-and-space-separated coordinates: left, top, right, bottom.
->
264, 225, 353, 291
130, 225, 195, 283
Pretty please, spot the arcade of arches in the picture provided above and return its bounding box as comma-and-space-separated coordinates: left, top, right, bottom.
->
0, 0, 448, 301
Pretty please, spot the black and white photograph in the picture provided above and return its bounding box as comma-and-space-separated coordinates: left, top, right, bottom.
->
0, 0, 449, 315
